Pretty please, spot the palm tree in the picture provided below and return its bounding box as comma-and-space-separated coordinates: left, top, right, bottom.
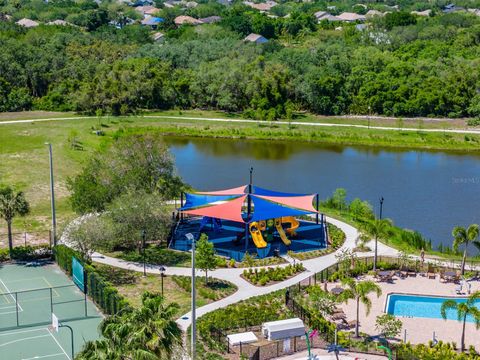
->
359, 218, 393, 271
452, 224, 479, 275
0, 186, 30, 255
339, 278, 382, 338
77, 292, 182, 359
440, 291, 480, 352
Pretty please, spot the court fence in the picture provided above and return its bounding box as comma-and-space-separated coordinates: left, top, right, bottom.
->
0, 284, 88, 331
0, 230, 52, 250
54, 244, 130, 315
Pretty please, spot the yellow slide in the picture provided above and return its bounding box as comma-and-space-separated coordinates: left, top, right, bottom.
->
249, 221, 267, 248
281, 216, 299, 236
275, 219, 291, 246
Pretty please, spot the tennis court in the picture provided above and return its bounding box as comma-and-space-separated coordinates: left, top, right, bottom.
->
0, 263, 103, 359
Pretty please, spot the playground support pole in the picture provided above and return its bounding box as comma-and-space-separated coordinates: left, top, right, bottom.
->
191, 237, 196, 360
180, 192, 184, 221
315, 194, 319, 224
245, 167, 253, 252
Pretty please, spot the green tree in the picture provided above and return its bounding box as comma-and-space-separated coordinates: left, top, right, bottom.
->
359, 218, 393, 271
331, 188, 347, 211
441, 292, 480, 352
349, 198, 374, 221
77, 292, 182, 359
195, 233, 217, 284
0, 186, 30, 255
68, 134, 183, 213
106, 191, 172, 252
339, 278, 382, 338
375, 314, 402, 339
63, 215, 112, 260
452, 224, 480, 275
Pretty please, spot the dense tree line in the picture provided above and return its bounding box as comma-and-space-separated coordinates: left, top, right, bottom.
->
1, 0, 480, 118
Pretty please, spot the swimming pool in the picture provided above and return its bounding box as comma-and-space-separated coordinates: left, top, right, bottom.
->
386, 293, 480, 322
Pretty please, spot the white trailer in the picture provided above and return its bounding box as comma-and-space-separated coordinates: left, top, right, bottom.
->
262, 318, 305, 341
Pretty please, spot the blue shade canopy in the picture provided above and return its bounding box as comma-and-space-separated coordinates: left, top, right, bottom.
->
252, 186, 309, 197
180, 193, 241, 210
250, 195, 313, 222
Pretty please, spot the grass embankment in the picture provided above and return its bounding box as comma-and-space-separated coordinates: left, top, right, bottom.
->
93, 264, 237, 314
1, 110, 480, 236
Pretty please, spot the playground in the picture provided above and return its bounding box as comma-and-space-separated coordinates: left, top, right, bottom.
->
0, 263, 103, 359
170, 184, 328, 261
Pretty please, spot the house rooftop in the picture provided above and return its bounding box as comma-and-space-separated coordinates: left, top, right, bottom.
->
244, 33, 268, 43
198, 16, 221, 24
16, 18, 39, 28
174, 15, 203, 25
336, 12, 366, 21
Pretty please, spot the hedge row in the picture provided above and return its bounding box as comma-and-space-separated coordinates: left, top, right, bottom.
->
54, 245, 130, 315
0, 245, 52, 262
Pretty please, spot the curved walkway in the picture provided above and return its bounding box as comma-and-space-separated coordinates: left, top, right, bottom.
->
92, 216, 399, 331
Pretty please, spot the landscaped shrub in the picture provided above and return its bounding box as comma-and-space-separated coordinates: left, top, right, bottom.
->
120, 246, 191, 267
242, 263, 305, 286
197, 290, 293, 352
328, 223, 346, 248
54, 244, 130, 315
0, 245, 52, 262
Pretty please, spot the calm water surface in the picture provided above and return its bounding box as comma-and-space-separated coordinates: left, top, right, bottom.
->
165, 137, 480, 250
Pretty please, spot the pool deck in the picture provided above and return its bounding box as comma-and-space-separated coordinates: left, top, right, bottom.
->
333, 275, 480, 349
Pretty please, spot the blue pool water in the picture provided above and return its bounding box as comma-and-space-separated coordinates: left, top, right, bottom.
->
386, 294, 480, 322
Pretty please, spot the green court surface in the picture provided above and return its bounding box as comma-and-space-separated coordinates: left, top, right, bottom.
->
0, 263, 104, 360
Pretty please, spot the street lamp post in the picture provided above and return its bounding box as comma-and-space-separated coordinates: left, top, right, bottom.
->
368, 106, 371, 129
379, 196, 384, 219
159, 265, 166, 296
186, 233, 196, 360
141, 230, 146, 277
45, 143, 57, 246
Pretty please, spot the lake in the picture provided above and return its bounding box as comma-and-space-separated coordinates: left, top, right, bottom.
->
165, 136, 480, 251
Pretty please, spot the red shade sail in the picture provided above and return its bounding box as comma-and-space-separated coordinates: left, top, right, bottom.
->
196, 185, 247, 196
182, 195, 247, 223
254, 194, 317, 213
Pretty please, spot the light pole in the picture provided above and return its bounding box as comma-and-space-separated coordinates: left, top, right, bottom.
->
141, 230, 146, 277
45, 143, 57, 246
159, 265, 166, 296
379, 196, 384, 219
186, 233, 196, 360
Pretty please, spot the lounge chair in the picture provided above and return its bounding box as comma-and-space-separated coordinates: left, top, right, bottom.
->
397, 267, 408, 279
427, 267, 436, 279
455, 284, 463, 295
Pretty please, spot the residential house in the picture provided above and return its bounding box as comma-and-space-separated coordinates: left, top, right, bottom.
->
467, 8, 480, 16
244, 33, 268, 44
174, 15, 203, 26
135, 5, 160, 17
336, 12, 366, 22
411, 9, 432, 16
46, 19, 73, 26
141, 16, 164, 29
365, 9, 386, 18
16, 18, 39, 27
185, 1, 199, 8
314, 11, 340, 22
0, 14, 12, 21
152, 32, 165, 43
244, 1, 277, 12
198, 16, 222, 24
443, 4, 464, 13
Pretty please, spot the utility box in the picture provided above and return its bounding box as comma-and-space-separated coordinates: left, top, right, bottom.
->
262, 318, 305, 341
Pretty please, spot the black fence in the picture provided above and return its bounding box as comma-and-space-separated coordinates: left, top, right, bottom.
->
0, 284, 88, 331
54, 245, 129, 315
0, 230, 52, 249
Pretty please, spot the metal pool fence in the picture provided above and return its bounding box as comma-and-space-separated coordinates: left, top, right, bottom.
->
0, 284, 88, 331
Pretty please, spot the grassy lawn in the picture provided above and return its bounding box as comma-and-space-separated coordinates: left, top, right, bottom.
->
93, 264, 237, 314
1, 110, 480, 238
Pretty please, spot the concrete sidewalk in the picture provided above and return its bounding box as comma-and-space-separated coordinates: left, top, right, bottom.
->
92, 216, 399, 331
